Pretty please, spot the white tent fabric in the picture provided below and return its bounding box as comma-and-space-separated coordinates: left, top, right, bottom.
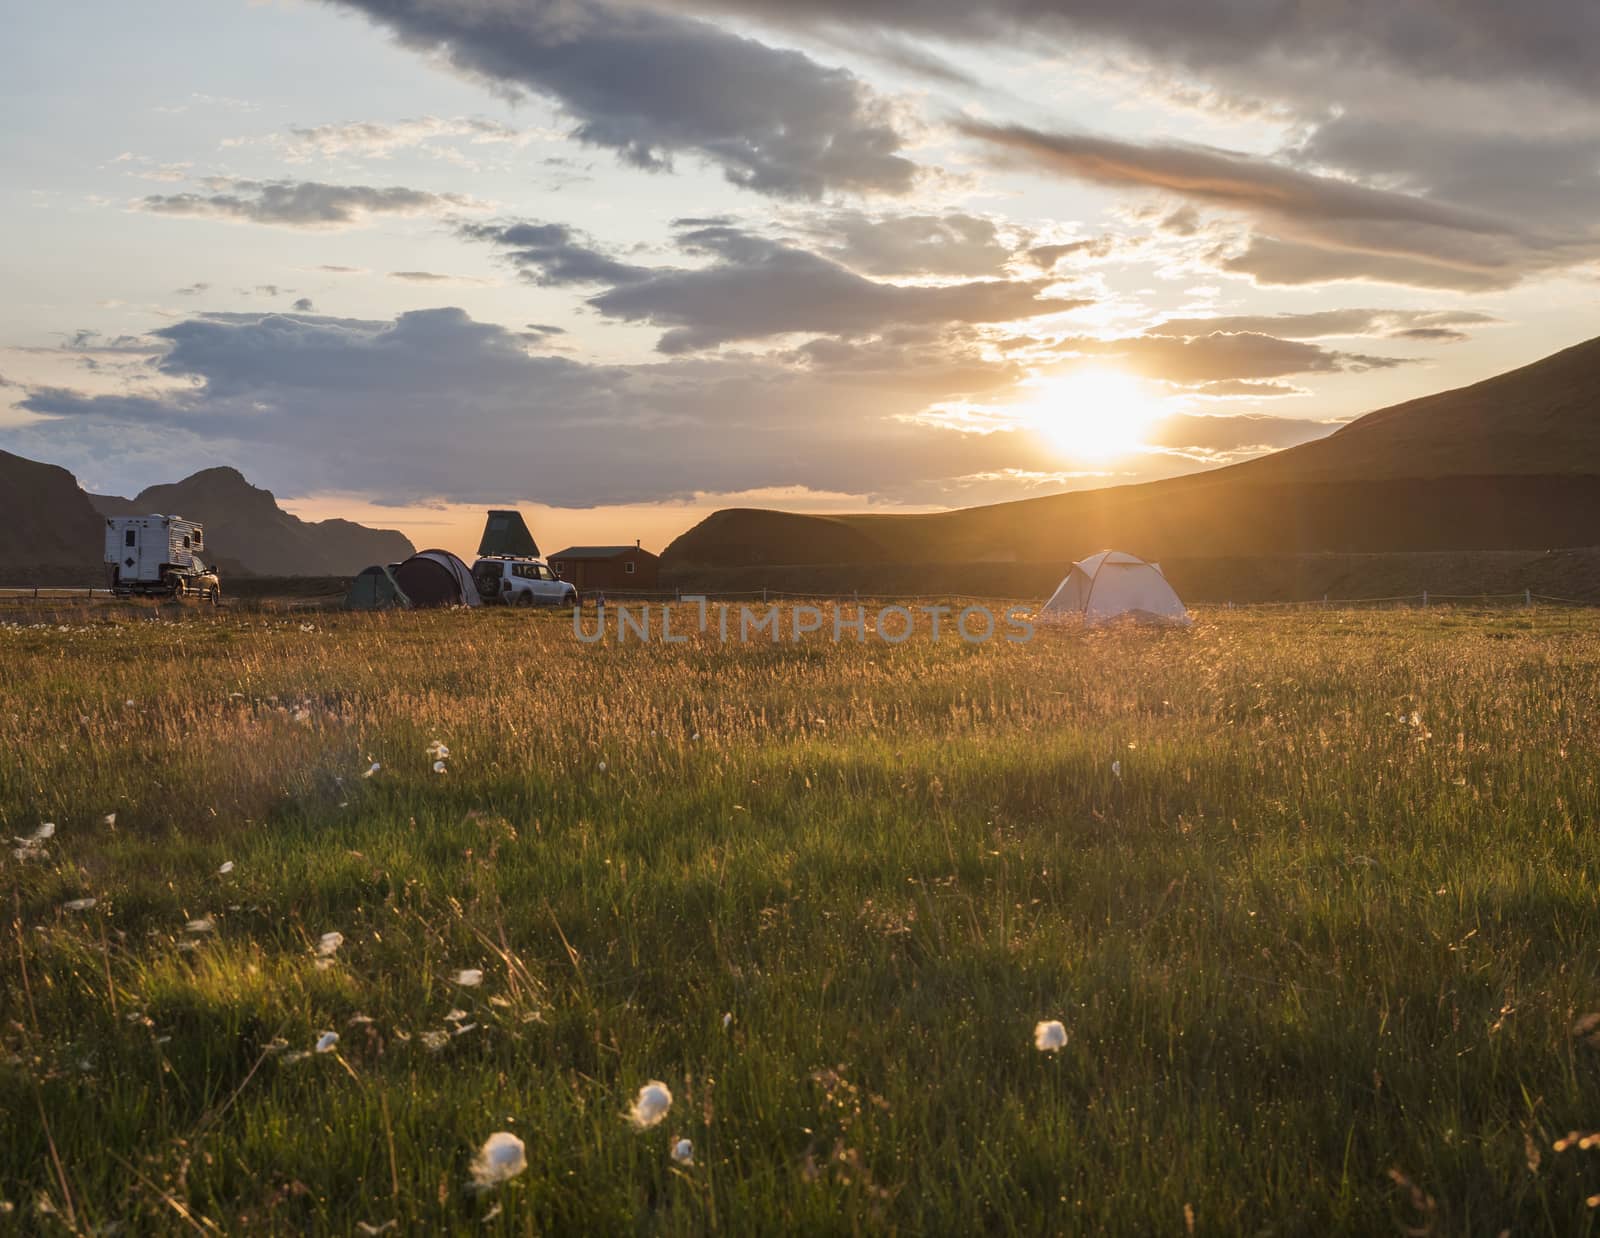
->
1040, 550, 1190, 626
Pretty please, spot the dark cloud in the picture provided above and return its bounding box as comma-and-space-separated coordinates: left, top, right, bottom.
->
139, 178, 478, 228
640, 0, 1600, 107
1387, 327, 1467, 343
325, 0, 918, 199
317, 265, 365, 274
1051, 331, 1413, 385
960, 121, 1577, 290
13, 308, 1069, 505
1149, 309, 1498, 340
174, 283, 210, 296
589, 225, 1086, 353
292, 297, 315, 311
458, 222, 652, 287
465, 219, 1086, 352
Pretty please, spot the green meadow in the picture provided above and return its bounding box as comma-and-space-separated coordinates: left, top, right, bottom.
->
4, 603, 1600, 1234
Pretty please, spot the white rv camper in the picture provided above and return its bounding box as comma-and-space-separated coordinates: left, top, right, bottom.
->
105, 514, 221, 601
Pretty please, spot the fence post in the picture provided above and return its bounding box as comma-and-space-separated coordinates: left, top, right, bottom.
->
1525, 588, 1532, 607
1421, 590, 1428, 608
762, 587, 768, 604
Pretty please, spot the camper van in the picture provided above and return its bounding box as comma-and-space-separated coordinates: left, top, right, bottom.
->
105, 514, 221, 601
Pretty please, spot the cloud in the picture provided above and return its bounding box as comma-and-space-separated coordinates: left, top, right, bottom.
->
326, 0, 918, 199
1050, 330, 1412, 385
138, 179, 482, 228
1189, 379, 1304, 398
293, 297, 315, 311
1148, 309, 1498, 341
959, 121, 1578, 290
1145, 411, 1338, 455
245, 115, 539, 161
644, 0, 1600, 108
794, 210, 1027, 277
13, 307, 1076, 505
458, 222, 651, 287
174, 283, 210, 296
389, 270, 492, 285
591, 226, 1086, 353
465, 220, 1087, 352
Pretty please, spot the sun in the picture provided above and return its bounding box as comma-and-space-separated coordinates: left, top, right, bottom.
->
1025, 369, 1166, 460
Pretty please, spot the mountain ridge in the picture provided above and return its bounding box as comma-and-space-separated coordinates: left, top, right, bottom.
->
664, 334, 1600, 569
0, 453, 414, 579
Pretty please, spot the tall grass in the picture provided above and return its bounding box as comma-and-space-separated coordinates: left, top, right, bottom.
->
3, 604, 1600, 1233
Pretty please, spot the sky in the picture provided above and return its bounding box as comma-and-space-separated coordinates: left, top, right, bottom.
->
3, 0, 1597, 558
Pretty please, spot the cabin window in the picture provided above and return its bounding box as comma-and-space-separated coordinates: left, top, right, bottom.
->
124, 530, 136, 547
183, 536, 191, 548
624, 561, 636, 575
193, 531, 202, 548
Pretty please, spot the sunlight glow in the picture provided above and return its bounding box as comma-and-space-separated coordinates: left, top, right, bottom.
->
1025, 369, 1167, 460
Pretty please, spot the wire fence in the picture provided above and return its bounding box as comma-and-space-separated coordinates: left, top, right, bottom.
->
573, 588, 1598, 610
2, 585, 1597, 612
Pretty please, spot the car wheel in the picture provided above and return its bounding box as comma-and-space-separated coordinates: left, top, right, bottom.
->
513, 590, 533, 607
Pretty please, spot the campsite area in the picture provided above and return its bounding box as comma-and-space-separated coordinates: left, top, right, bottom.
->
4, 602, 1600, 1233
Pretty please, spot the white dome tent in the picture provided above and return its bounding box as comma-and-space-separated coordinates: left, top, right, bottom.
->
1040, 550, 1191, 627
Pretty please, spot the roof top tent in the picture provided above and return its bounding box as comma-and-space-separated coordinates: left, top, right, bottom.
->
392, 549, 483, 608
1040, 550, 1191, 627
478, 510, 540, 559
343, 564, 411, 610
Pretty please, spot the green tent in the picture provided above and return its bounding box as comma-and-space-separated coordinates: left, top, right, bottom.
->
344, 564, 411, 610
477, 510, 540, 559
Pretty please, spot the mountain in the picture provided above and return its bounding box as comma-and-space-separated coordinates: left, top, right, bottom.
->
665, 335, 1600, 570
0, 450, 106, 581
89, 467, 414, 576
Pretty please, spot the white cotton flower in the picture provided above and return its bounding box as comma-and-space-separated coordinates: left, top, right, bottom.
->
315, 1031, 339, 1054
185, 917, 215, 934
1034, 1019, 1067, 1052
453, 969, 483, 987
426, 741, 449, 760
433, 761, 447, 775
363, 762, 381, 778
102, 813, 116, 828
1111, 760, 1122, 778
598, 761, 608, 772
444, 1008, 469, 1023
32, 823, 55, 842
671, 1138, 694, 1165
317, 931, 345, 957
629, 1081, 672, 1129
420, 1030, 450, 1051
722, 1012, 733, 1030
63, 898, 97, 912
218, 861, 234, 875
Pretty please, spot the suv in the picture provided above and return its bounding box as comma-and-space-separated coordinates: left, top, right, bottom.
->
472, 556, 578, 608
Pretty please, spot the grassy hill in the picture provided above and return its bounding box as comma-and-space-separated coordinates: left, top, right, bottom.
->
664, 336, 1600, 571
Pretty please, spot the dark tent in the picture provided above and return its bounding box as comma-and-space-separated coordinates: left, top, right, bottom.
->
478, 510, 540, 559
392, 549, 482, 608
344, 564, 410, 610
